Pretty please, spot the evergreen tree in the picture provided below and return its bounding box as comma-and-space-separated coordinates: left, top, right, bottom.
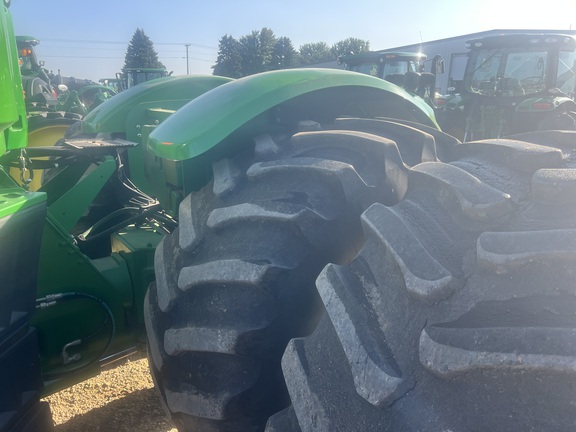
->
270, 37, 298, 70
239, 28, 277, 76
259, 27, 277, 71
123, 28, 165, 71
211, 29, 372, 75
212, 34, 243, 78
239, 31, 262, 76
330, 37, 370, 59
298, 42, 332, 65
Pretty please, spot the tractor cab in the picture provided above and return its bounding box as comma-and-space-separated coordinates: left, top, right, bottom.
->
16, 36, 46, 78
16, 36, 59, 109
340, 51, 426, 77
339, 51, 444, 107
461, 33, 576, 140
115, 67, 170, 91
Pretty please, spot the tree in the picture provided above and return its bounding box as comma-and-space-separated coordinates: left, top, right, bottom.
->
259, 27, 277, 71
123, 28, 165, 70
298, 42, 332, 65
270, 37, 298, 70
213, 34, 243, 78
239, 28, 277, 76
330, 37, 370, 59
210, 29, 371, 76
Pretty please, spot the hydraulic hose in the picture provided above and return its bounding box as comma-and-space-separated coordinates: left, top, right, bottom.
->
35, 292, 116, 379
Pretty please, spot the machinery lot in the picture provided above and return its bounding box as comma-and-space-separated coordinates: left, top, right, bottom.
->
3, 0, 576, 428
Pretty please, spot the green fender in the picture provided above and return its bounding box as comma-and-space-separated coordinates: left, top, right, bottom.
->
148, 68, 439, 161
82, 75, 234, 134
80, 75, 234, 196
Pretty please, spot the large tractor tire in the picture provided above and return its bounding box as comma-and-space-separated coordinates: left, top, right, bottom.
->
266, 131, 576, 432
144, 119, 457, 431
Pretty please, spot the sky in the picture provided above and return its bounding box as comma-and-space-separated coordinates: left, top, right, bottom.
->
9, 0, 576, 82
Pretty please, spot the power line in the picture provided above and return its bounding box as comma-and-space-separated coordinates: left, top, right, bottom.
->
41, 38, 217, 50
42, 45, 126, 51
41, 54, 214, 62
42, 44, 215, 56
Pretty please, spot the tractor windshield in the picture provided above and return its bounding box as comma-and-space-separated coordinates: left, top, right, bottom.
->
557, 49, 576, 97
125, 70, 167, 88
348, 60, 418, 78
18, 46, 39, 76
382, 60, 418, 75
467, 48, 548, 97
348, 62, 381, 77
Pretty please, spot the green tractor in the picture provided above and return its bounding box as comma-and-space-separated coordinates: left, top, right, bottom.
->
3, 2, 576, 432
14, 35, 117, 191
439, 33, 576, 140
16, 36, 60, 112
99, 77, 123, 93
338, 51, 444, 107
17, 35, 116, 117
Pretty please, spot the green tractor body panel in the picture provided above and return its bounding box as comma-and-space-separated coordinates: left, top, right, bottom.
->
0, 14, 43, 215
82, 75, 233, 134
148, 68, 438, 162
1, 5, 51, 430
0, 12, 27, 153
0, 181, 46, 218
81, 75, 232, 197
32, 212, 162, 395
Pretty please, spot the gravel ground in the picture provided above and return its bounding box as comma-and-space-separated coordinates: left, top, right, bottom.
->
43, 355, 177, 432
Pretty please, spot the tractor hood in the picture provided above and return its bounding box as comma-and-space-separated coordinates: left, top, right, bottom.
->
148, 68, 438, 161
82, 75, 233, 134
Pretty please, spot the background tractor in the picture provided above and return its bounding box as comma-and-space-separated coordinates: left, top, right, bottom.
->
3, 2, 576, 432
17, 36, 60, 113
17, 35, 116, 117
437, 33, 576, 140
338, 51, 444, 107
115, 67, 171, 91
14, 35, 117, 191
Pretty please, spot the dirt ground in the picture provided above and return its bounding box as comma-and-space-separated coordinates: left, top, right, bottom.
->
43, 355, 177, 432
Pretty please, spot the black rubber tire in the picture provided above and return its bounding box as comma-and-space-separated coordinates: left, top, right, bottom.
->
268, 131, 576, 432
144, 120, 451, 431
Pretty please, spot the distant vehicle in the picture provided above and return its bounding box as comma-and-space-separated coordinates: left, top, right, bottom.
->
99, 78, 122, 93
338, 51, 444, 107
16, 35, 59, 108
115, 67, 171, 91
439, 33, 576, 140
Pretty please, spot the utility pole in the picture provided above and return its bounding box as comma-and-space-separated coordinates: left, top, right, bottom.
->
185, 44, 191, 75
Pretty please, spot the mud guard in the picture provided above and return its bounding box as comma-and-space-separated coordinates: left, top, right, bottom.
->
81, 75, 234, 134
147, 68, 439, 161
